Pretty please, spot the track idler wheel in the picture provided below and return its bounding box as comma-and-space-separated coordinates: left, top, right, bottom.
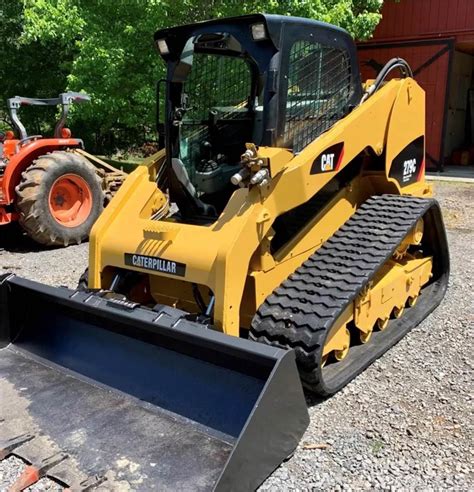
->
334, 328, 350, 361
393, 305, 405, 318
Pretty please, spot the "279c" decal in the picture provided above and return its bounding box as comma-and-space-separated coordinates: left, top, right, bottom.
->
389, 136, 425, 186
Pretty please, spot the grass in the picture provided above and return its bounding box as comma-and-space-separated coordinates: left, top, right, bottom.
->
370, 440, 385, 455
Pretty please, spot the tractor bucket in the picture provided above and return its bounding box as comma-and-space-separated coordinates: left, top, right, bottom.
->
0, 275, 309, 491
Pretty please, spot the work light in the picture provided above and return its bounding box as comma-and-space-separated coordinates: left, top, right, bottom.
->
156, 38, 170, 55
251, 23, 267, 41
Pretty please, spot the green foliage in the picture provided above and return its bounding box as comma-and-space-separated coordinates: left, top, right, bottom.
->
0, 2, 73, 133
2, 0, 384, 152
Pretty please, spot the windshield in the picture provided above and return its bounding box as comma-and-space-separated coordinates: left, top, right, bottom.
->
180, 53, 253, 183
164, 32, 263, 221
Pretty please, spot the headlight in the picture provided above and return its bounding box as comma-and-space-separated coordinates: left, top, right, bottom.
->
251, 23, 267, 41
156, 38, 170, 55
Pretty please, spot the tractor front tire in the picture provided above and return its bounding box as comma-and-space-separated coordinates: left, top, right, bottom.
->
15, 151, 105, 247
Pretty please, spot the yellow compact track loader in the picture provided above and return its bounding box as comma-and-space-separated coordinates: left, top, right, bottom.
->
0, 14, 449, 491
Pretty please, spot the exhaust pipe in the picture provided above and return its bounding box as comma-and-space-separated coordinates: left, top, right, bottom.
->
0, 275, 309, 490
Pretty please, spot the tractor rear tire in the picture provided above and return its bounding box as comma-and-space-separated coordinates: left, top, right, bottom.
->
15, 151, 105, 247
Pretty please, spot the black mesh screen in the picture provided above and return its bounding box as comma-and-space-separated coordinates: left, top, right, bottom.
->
181, 54, 252, 178
184, 54, 251, 118
284, 41, 352, 152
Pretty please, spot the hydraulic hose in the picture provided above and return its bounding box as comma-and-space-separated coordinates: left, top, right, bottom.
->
360, 57, 413, 104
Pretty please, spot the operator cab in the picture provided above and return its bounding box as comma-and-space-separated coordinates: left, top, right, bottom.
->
154, 14, 361, 222
168, 31, 263, 217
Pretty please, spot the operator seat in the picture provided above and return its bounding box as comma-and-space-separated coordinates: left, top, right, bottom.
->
171, 158, 216, 218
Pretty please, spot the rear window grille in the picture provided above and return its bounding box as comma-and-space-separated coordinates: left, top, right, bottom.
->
284, 41, 352, 152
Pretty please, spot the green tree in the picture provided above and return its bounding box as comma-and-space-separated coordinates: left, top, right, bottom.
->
0, 2, 74, 134
13, 0, 384, 152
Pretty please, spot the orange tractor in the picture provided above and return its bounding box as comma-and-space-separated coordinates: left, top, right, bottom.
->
0, 92, 126, 246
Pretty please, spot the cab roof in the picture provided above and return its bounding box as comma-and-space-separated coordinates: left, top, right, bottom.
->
154, 13, 355, 62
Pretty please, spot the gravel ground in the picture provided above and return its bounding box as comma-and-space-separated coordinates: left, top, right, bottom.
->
0, 181, 473, 491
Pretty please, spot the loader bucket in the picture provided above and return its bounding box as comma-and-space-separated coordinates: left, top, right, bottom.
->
0, 275, 309, 491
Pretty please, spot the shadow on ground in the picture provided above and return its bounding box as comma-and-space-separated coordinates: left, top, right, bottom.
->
0, 223, 45, 253
305, 390, 325, 408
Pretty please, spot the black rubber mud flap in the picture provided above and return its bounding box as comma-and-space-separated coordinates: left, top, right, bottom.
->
0, 275, 309, 491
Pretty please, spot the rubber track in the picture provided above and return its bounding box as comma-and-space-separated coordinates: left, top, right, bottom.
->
250, 194, 436, 394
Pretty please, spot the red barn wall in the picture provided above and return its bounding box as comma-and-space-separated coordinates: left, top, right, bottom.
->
358, 40, 452, 168
373, 0, 474, 44
358, 0, 474, 169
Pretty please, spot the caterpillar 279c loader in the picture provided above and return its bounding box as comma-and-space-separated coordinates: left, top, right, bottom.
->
0, 14, 449, 491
